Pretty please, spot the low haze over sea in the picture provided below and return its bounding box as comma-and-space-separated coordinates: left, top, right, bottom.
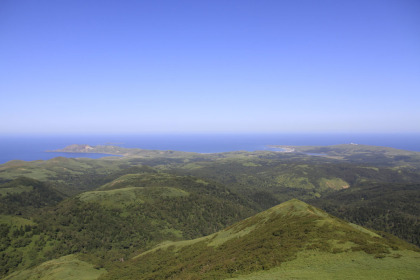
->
1, 134, 420, 164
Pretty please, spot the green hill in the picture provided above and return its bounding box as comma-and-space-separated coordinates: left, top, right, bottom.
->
4, 254, 106, 280
98, 172, 199, 191
101, 199, 420, 280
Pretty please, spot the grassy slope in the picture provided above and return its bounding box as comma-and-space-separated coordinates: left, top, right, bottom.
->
0, 215, 35, 227
101, 199, 420, 280
229, 250, 420, 280
78, 186, 189, 208
4, 254, 106, 280
0, 157, 138, 195
98, 173, 200, 191
0, 157, 99, 181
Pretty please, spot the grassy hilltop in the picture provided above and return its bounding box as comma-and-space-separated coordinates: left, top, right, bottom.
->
102, 200, 420, 279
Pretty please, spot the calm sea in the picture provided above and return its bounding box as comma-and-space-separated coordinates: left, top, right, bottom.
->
1, 134, 420, 164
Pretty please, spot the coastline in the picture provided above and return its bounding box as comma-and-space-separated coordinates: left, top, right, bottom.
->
2, 134, 420, 164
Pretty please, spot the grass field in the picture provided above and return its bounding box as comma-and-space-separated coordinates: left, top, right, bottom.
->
228, 250, 420, 280
78, 186, 189, 207
4, 255, 106, 280
0, 215, 35, 226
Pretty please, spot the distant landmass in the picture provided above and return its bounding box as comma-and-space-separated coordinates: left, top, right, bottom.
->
53, 144, 95, 153
51, 144, 128, 155
52, 143, 420, 168
2, 134, 420, 164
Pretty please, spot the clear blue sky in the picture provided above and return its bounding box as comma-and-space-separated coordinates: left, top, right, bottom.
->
1, 0, 419, 134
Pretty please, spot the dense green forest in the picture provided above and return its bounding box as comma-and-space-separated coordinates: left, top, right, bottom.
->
310, 183, 420, 246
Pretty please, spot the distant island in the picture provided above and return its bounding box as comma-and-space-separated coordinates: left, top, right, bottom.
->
50, 144, 197, 158
53, 144, 96, 153
50, 144, 136, 156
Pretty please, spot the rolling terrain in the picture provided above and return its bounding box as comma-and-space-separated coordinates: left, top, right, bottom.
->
1, 144, 420, 279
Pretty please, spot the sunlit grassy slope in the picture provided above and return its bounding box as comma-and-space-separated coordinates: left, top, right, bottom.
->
98, 173, 199, 191
101, 199, 420, 280
78, 186, 189, 207
4, 254, 106, 280
228, 250, 420, 280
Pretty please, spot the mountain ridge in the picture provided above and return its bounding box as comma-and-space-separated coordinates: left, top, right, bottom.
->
101, 199, 419, 280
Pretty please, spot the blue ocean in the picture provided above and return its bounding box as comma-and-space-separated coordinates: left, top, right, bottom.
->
1, 134, 420, 164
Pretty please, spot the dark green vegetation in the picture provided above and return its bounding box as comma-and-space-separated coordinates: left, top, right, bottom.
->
1, 144, 420, 279
310, 182, 420, 246
0, 177, 65, 216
